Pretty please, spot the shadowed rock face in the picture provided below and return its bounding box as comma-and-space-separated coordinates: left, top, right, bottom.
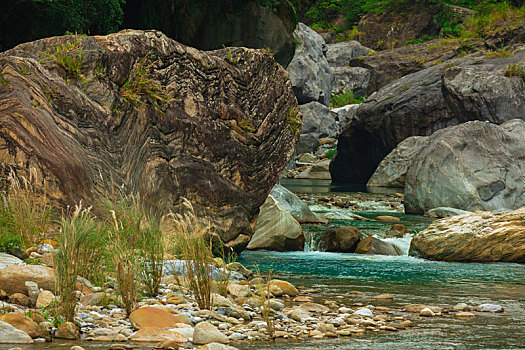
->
0, 30, 299, 251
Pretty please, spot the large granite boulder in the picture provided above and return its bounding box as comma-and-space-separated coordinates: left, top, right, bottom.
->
270, 184, 327, 223
247, 196, 304, 251
0, 30, 298, 252
331, 48, 525, 184
287, 23, 332, 106
296, 102, 337, 154
410, 207, 525, 262
367, 136, 430, 189
405, 120, 525, 214
326, 41, 372, 67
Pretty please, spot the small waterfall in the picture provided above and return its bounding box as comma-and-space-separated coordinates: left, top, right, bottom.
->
382, 234, 413, 255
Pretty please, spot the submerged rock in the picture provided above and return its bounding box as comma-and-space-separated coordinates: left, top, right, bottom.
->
355, 237, 402, 256
0, 30, 298, 252
410, 207, 525, 262
405, 120, 525, 213
247, 196, 304, 251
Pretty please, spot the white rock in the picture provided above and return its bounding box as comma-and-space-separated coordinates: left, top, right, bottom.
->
420, 308, 435, 317
479, 304, 503, 313
355, 308, 373, 317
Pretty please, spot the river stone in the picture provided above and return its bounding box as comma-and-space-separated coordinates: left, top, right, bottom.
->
319, 226, 361, 253
193, 321, 229, 345
355, 237, 402, 256
129, 307, 187, 330
0, 265, 55, 295
367, 136, 430, 189
0, 253, 24, 270
267, 280, 299, 297
131, 327, 187, 343
419, 308, 435, 317
295, 102, 338, 155
226, 262, 252, 279
299, 302, 330, 313
212, 293, 233, 307
387, 224, 412, 238
326, 41, 372, 67
199, 343, 239, 350
0, 313, 42, 339
227, 283, 251, 298
354, 308, 373, 317
290, 307, 311, 322
0, 30, 298, 253
298, 153, 317, 163
297, 159, 332, 180
410, 207, 525, 262
247, 196, 304, 251
270, 184, 327, 224
455, 312, 475, 317
403, 304, 443, 313
9, 293, 30, 307
55, 322, 79, 340
405, 120, 525, 214
287, 23, 332, 106
478, 304, 504, 313
424, 207, 472, 218
0, 321, 33, 344
80, 292, 105, 306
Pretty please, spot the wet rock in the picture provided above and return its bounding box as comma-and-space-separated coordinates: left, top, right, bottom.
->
0, 313, 42, 338
130, 307, 188, 330
131, 327, 187, 343
247, 196, 304, 251
477, 304, 504, 313
287, 23, 332, 106
406, 120, 525, 214
55, 322, 79, 340
387, 224, 412, 238
193, 321, 229, 345
355, 237, 402, 256
226, 263, 252, 279
410, 208, 525, 262
367, 136, 430, 189
0, 265, 55, 294
425, 207, 472, 218
319, 227, 361, 253
0, 321, 33, 344
290, 307, 311, 322
270, 184, 327, 224
375, 216, 400, 222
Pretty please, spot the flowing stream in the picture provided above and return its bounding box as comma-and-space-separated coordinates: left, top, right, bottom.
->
236, 181, 525, 350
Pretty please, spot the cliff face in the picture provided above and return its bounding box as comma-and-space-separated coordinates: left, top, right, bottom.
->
0, 30, 299, 251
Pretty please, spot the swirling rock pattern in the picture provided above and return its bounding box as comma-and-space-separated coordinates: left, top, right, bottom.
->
0, 30, 299, 251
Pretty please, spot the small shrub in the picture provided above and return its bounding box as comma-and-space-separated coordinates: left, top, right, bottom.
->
286, 106, 301, 132
505, 63, 524, 77
325, 148, 337, 159
119, 56, 172, 110
330, 90, 365, 108
45, 39, 85, 81
54, 203, 107, 322
165, 198, 214, 310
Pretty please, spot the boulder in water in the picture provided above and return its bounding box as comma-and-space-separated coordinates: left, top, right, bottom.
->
270, 184, 327, 224
319, 227, 361, 253
355, 236, 402, 256
424, 207, 472, 218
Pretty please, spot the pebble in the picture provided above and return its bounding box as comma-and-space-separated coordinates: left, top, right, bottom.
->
477, 304, 504, 313
419, 308, 435, 317
455, 312, 475, 317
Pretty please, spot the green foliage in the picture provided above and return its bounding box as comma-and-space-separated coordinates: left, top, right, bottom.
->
286, 106, 301, 132
330, 90, 365, 108
39, 303, 64, 328
325, 148, 337, 159
44, 38, 85, 81
120, 56, 173, 110
484, 47, 515, 58
505, 63, 524, 77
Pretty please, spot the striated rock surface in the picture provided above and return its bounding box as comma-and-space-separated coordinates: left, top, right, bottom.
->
367, 136, 429, 189
331, 48, 525, 184
287, 23, 332, 106
0, 30, 298, 251
410, 207, 525, 262
405, 120, 525, 213
247, 196, 304, 251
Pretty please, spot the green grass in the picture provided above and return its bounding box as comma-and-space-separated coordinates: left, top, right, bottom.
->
330, 91, 365, 108
45, 39, 85, 81
505, 63, 524, 77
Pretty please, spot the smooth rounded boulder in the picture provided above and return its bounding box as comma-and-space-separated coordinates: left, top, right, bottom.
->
0, 265, 55, 294
355, 236, 402, 256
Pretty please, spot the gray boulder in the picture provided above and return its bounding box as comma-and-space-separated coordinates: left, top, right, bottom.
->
296, 102, 337, 154
270, 184, 327, 223
326, 41, 372, 67
355, 236, 402, 256
287, 23, 332, 106
367, 136, 430, 189
247, 196, 304, 251
332, 67, 370, 99
331, 48, 525, 184
332, 104, 359, 134
405, 120, 525, 214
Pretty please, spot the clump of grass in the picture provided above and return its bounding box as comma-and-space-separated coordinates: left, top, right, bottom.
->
140, 214, 164, 298
0, 68, 8, 86
54, 202, 107, 322
505, 63, 524, 78
44, 38, 85, 81
3, 169, 54, 249
286, 106, 302, 132
165, 198, 214, 310
484, 47, 514, 59
255, 269, 275, 339
330, 90, 365, 108
119, 56, 172, 110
